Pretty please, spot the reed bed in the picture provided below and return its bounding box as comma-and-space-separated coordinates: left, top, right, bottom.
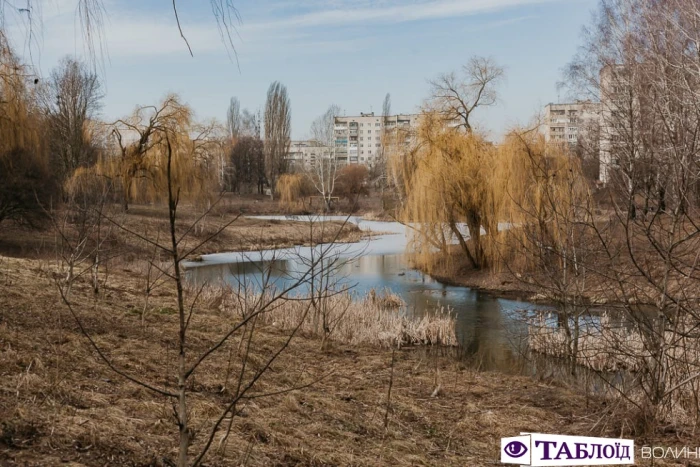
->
207, 286, 458, 348
528, 313, 646, 372
528, 312, 700, 424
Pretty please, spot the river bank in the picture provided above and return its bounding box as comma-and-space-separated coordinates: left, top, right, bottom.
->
0, 204, 363, 261
0, 254, 607, 466
423, 253, 616, 306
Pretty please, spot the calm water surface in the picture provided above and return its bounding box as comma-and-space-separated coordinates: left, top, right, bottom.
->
185, 216, 550, 373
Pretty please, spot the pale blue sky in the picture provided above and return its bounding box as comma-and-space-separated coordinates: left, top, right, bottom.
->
8, 0, 598, 139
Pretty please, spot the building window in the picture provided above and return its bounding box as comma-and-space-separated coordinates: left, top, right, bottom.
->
360, 137, 363, 141
375, 123, 380, 126
361, 150, 364, 154
368, 150, 372, 154
367, 129, 371, 133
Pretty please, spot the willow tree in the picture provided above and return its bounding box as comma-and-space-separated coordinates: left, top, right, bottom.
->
390, 113, 509, 270
0, 34, 56, 226
502, 128, 594, 374
106, 94, 217, 210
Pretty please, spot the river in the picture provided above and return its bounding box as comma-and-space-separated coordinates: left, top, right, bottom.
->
184, 215, 558, 374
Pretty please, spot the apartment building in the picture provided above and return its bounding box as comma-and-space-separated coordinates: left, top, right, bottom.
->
598, 64, 635, 185
287, 140, 331, 169
544, 101, 601, 146
334, 112, 419, 166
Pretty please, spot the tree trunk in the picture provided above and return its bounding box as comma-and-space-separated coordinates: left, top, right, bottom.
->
465, 211, 486, 269
449, 221, 477, 269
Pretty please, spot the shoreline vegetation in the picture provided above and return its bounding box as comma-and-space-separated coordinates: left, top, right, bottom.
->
0, 253, 606, 466
1, 206, 695, 465
0, 204, 365, 261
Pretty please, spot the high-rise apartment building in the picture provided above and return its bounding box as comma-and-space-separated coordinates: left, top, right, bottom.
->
333, 112, 420, 167
544, 101, 601, 146
287, 140, 331, 169
598, 64, 636, 185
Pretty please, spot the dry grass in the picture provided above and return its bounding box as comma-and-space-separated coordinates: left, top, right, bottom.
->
0, 254, 615, 466
0, 203, 363, 261
211, 287, 457, 348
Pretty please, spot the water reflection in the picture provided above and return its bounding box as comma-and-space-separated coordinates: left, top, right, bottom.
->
187, 247, 541, 373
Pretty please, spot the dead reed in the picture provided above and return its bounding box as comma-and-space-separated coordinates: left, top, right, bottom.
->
207, 286, 457, 348
528, 312, 700, 425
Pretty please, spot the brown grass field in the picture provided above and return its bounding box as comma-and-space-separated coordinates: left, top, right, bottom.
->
0, 254, 613, 467
0, 201, 695, 466
0, 203, 363, 261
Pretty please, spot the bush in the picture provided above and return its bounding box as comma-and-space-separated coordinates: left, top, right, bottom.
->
276, 173, 314, 210
336, 164, 369, 201
0, 148, 58, 227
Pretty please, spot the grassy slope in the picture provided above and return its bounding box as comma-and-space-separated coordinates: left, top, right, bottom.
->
0, 255, 605, 466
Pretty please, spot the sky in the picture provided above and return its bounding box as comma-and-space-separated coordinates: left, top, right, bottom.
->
6, 0, 599, 140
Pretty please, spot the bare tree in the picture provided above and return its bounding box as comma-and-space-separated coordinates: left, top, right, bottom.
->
41, 56, 103, 181
382, 93, 391, 120
377, 93, 392, 205
52, 167, 116, 297
307, 104, 341, 212
559, 0, 700, 430
240, 108, 260, 138
58, 168, 350, 466
428, 56, 504, 132
263, 81, 291, 195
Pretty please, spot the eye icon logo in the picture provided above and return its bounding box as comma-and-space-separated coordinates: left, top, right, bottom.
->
504, 441, 528, 458
501, 435, 531, 464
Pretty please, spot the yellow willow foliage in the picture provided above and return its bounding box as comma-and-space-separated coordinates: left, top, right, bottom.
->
390, 112, 587, 273
99, 95, 218, 208
389, 113, 510, 271
64, 166, 110, 203
0, 36, 43, 154
276, 173, 306, 209
499, 130, 591, 273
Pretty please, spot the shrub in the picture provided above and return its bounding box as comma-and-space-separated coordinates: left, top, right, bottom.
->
336, 164, 369, 201
0, 147, 58, 227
